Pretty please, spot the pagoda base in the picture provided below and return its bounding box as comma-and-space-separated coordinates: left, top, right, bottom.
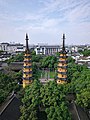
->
23, 80, 32, 88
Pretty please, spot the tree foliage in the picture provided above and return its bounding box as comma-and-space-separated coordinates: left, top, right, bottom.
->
20, 80, 42, 120
7, 52, 24, 64
78, 49, 90, 56
20, 81, 71, 120
41, 56, 57, 70
40, 81, 71, 120
0, 71, 21, 104
67, 62, 90, 109
76, 88, 90, 108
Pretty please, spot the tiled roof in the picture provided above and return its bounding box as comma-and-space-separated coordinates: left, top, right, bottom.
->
0, 96, 22, 120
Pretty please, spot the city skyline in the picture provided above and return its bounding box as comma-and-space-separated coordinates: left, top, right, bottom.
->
0, 0, 90, 45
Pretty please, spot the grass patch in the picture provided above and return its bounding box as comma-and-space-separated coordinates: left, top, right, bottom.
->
40, 70, 56, 79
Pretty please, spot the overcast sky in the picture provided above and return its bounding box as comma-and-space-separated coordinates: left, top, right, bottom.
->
0, 0, 90, 45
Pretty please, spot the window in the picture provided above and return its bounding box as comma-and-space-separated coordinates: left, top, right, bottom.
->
59, 68, 61, 71
58, 80, 61, 83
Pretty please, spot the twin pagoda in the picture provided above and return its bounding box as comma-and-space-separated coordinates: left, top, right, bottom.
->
23, 34, 68, 88
23, 34, 32, 88
57, 34, 68, 84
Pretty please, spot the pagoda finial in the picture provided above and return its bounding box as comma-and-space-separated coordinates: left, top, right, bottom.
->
62, 33, 65, 51
25, 33, 29, 50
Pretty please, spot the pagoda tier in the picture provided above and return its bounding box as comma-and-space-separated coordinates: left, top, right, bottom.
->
57, 71, 67, 75
58, 60, 68, 63
57, 66, 68, 69
23, 34, 32, 88
57, 34, 68, 84
59, 55, 68, 58
57, 77, 67, 81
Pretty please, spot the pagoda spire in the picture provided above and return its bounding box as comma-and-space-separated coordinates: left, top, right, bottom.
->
25, 33, 29, 50
62, 33, 65, 51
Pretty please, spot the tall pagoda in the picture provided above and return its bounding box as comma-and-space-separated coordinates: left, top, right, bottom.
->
23, 34, 32, 88
57, 34, 68, 84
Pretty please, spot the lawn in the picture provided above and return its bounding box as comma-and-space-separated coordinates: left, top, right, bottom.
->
39, 70, 56, 79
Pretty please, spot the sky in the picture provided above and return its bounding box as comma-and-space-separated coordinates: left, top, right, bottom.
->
0, 0, 90, 45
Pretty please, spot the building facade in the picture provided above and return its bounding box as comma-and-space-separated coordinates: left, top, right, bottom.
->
34, 44, 61, 55
0, 43, 24, 53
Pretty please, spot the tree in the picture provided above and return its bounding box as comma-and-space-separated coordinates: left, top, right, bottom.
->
76, 88, 90, 108
0, 71, 20, 104
32, 54, 43, 63
20, 80, 71, 120
78, 49, 90, 56
32, 62, 41, 80
67, 56, 75, 63
7, 52, 24, 64
67, 62, 90, 109
41, 56, 57, 70
40, 81, 71, 120
20, 80, 42, 120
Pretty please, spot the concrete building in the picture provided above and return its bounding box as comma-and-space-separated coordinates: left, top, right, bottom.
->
34, 44, 61, 55
0, 42, 61, 55
0, 43, 24, 53
1, 41, 89, 56
75, 56, 90, 68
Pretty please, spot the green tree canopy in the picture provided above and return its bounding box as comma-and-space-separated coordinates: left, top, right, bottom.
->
78, 49, 90, 56
20, 80, 42, 120
20, 81, 71, 120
